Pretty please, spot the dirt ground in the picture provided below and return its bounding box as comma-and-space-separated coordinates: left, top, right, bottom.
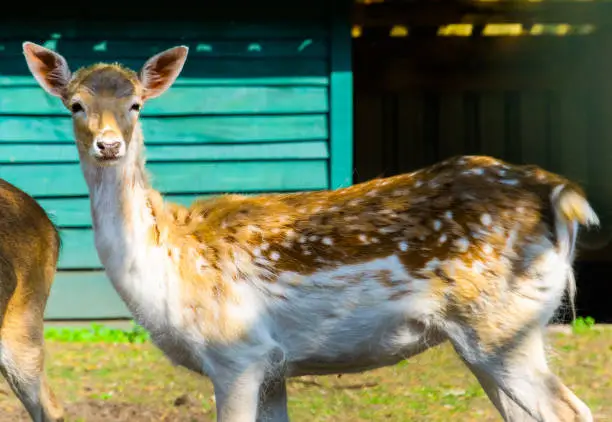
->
0, 326, 610, 421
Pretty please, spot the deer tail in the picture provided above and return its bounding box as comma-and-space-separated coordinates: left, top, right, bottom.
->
550, 184, 599, 320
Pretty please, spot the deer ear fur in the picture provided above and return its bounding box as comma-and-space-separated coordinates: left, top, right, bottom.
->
22, 41, 71, 98
139, 46, 189, 100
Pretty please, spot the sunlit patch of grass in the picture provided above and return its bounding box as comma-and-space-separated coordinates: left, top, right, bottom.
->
44, 322, 150, 344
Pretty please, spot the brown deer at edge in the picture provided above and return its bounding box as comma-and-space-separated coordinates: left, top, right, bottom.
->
22, 41, 597, 422
0, 179, 64, 421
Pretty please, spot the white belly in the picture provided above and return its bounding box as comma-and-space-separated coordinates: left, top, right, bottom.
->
261, 255, 445, 376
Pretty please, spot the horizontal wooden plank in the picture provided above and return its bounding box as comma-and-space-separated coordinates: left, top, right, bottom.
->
0, 86, 329, 115
0, 141, 329, 164
0, 39, 329, 59
0, 57, 328, 80
59, 229, 104, 269
45, 271, 130, 319
41, 194, 219, 228
0, 115, 328, 143
0, 76, 330, 87
0, 20, 329, 40
0, 160, 329, 197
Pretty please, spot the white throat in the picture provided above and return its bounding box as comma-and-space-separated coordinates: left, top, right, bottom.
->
79, 132, 172, 323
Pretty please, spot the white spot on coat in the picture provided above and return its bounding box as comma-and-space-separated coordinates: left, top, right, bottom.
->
433, 220, 442, 231
501, 179, 520, 186
480, 213, 492, 226
454, 238, 470, 253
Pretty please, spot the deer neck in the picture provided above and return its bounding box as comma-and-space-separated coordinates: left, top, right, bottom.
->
80, 124, 165, 299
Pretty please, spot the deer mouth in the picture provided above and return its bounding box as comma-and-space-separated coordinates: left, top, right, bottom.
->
93, 153, 124, 166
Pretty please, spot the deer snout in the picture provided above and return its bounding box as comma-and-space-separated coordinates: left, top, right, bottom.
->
92, 135, 125, 161
96, 139, 121, 153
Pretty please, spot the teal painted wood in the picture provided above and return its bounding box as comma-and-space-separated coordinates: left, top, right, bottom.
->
45, 271, 130, 319
0, 86, 329, 115
0, 58, 328, 80
59, 230, 105, 269
0, 160, 328, 197
0, 76, 330, 87
0, 141, 329, 163
329, 1, 354, 189
0, 115, 328, 143
0, 39, 329, 59
41, 198, 92, 227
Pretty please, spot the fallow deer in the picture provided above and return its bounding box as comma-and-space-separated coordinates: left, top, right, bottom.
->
0, 179, 64, 421
23, 41, 597, 422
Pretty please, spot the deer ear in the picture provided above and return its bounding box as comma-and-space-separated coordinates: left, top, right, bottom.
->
22, 42, 71, 98
139, 46, 188, 100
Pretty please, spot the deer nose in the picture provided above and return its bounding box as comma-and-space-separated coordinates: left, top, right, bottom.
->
96, 140, 121, 153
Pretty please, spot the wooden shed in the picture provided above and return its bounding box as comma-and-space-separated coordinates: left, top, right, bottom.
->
1, 0, 610, 321
0, 1, 353, 319
352, 0, 612, 320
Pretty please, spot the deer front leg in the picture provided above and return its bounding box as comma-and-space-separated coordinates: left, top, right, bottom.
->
213, 365, 264, 422
211, 346, 288, 422
257, 378, 289, 422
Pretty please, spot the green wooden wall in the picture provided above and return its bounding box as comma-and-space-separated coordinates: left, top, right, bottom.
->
0, 4, 353, 319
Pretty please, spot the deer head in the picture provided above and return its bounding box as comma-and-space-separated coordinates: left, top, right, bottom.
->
22, 42, 188, 165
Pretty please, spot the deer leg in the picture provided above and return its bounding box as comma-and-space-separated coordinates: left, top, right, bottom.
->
212, 345, 287, 422
213, 365, 264, 422
0, 318, 63, 422
257, 346, 289, 422
257, 378, 289, 422
451, 326, 592, 422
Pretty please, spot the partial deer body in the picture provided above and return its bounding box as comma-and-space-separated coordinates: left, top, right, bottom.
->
23, 41, 596, 422
0, 179, 63, 421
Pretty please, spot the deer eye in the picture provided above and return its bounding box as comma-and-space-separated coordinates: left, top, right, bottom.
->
130, 103, 141, 112
70, 102, 84, 114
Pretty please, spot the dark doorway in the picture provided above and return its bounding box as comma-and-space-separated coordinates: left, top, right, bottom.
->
352, 0, 612, 321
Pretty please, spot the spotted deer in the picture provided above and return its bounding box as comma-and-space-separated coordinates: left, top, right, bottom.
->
23, 41, 597, 422
0, 179, 64, 421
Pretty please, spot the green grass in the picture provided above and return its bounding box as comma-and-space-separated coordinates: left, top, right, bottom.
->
44, 322, 149, 344
571, 315, 597, 335
1, 323, 600, 421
